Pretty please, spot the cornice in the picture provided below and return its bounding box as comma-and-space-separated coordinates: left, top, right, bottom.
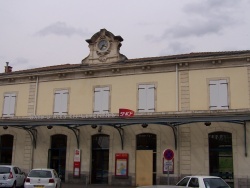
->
0, 51, 249, 86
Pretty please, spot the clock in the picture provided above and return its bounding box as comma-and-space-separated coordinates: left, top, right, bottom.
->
98, 39, 109, 51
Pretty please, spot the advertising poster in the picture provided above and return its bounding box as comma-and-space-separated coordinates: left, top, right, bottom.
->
115, 153, 128, 177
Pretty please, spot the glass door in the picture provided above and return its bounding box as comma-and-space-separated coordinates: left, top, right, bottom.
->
91, 134, 109, 184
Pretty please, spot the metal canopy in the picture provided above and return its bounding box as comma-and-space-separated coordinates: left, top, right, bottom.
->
0, 111, 249, 154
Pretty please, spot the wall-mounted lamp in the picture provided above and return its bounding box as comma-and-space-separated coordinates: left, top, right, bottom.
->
3, 126, 8, 130
98, 126, 102, 133
91, 124, 97, 129
47, 125, 53, 129
204, 122, 211, 126
114, 124, 121, 128
141, 123, 148, 128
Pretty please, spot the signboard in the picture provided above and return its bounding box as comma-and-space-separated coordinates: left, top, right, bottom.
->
163, 158, 174, 174
115, 153, 129, 177
163, 149, 174, 160
73, 149, 81, 177
119, 109, 134, 117
163, 149, 174, 184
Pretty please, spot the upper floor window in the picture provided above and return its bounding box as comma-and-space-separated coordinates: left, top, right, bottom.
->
2, 93, 16, 117
209, 79, 229, 110
53, 89, 69, 115
138, 84, 155, 112
93, 86, 110, 114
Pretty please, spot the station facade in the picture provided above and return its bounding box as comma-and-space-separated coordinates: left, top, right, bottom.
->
1, 29, 250, 187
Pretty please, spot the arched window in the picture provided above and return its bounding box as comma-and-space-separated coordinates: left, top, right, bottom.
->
136, 133, 156, 151
0, 134, 14, 165
209, 132, 233, 181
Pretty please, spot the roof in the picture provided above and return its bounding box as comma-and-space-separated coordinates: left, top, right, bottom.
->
1, 50, 250, 75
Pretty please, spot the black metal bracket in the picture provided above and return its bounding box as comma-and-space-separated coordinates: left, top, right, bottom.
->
113, 124, 124, 150
169, 125, 178, 150
160, 123, 178, 150
67, 126, 80, 148
23, 127, 37, 149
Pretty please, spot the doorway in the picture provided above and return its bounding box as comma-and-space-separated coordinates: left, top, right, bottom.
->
136, 133, 156, 186
48, 134, 67, 181
209, 132, 233, 186
0, 134, 13, 165
91, 134, 109, 184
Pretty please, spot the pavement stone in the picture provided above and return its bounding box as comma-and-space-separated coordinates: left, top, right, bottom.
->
62, 183, 136, 188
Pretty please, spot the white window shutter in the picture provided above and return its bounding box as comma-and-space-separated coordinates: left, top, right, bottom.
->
9, 94, 16, 115
102, 87, 110, 113
54, 92, 61, 114
147, 85, 155, 112
219, 80, 229, 109
94, 87, 110, 114
94, 88, 102, 114
209, 80, 229, 110
3, 95, 10, 116
54, 90, 68, 115
61, 90, 69, 114
2, 93, 16, 117
138, 85, 147, 112
209, 81, 219, 110
138, 84, 155, 112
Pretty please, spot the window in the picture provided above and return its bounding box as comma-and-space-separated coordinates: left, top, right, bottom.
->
177, 177, 190, 186
138, 84, 155, 112
188, 178, 199, 187
53, 89, 69, 115
2, 93, 16, 117
209, 80, 229, 110
93, 86, 110, 114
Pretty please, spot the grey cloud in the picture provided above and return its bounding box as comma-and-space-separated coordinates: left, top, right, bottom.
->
159, 42, 193, 56
36, 22, 89, 37
154, 0, 242, 41
183, 0, 240, 16
162, 18, 233, 39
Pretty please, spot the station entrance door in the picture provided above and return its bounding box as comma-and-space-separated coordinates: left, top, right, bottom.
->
48, 134, 67, 181
91, 134, 110, 184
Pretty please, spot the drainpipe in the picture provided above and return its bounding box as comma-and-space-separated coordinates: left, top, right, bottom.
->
176, 63, 181, 178
176, 64, 179, 111
34, 76, 39, 115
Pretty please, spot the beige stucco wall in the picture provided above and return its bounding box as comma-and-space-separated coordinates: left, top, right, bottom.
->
36, 72, 177, 115
189, 67, 249, 110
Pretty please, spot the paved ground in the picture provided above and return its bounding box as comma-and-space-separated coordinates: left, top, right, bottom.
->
62, 183, 136, 188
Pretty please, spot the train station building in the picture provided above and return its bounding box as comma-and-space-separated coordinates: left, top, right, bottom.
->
1, 29, 250, 187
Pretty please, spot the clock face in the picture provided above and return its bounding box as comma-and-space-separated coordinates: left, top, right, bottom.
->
98, 39, 109, 51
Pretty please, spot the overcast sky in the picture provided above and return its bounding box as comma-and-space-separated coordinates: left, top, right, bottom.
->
1, 0, 250, 71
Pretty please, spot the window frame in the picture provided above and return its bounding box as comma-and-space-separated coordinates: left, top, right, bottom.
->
93, 85, 111, 114
2, 92, 17, 117
137, 83, 156, 112
53, 89, 69, 115
208, 78, 230, 110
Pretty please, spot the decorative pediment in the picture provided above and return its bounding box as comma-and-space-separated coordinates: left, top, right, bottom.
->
82, 29, 127, 64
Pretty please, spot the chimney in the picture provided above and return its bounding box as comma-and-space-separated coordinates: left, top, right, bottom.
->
5, 62, 12, 73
